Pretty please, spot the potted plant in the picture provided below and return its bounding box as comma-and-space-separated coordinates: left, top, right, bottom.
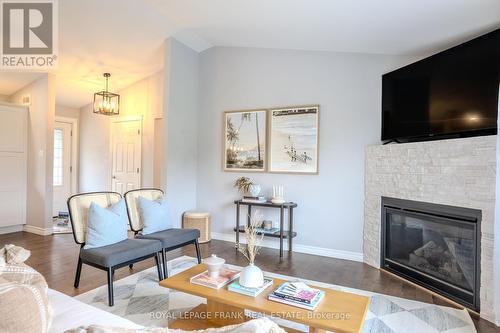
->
238, 212, 265, 288
234, 177, 261, 197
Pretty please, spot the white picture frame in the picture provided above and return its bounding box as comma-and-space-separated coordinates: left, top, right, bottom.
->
268, 105, 319, 174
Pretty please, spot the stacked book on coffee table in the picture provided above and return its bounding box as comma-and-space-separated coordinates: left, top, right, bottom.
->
228, 278, 274, 297
268, 281, 325, 310
190, 268, 240, 289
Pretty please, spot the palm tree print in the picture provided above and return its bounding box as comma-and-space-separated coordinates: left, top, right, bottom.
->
225, 111, 265, 170
240, 112, 262, 162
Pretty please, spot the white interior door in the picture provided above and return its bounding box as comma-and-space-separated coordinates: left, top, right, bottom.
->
53, 121, 72, 216
111, 119, 142, 195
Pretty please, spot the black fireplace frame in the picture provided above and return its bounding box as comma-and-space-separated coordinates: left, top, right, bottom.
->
380, 197, 481, 312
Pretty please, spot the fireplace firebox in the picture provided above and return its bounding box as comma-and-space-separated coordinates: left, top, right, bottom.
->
381, 197, 481, 312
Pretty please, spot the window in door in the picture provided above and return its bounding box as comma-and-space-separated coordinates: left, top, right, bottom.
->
52, 121, 73, 218
53, 128, 63, 186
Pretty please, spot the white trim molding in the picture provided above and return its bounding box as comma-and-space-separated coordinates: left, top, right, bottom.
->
23, 225, 53, 236
211, 232, 363, 262
0, 225, 23, 234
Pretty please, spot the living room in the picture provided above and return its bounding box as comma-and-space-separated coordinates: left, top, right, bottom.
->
0, 1, 499, 333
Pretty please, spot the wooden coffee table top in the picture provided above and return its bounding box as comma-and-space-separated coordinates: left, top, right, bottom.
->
159, 264, 370, 333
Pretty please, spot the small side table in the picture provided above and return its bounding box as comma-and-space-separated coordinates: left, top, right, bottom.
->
183, 211, 211, 243
233, 200, 297, 258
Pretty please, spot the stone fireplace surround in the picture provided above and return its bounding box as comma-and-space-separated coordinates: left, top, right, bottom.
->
364, 136, 497, 322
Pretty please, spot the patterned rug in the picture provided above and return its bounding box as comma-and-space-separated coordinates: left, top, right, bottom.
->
75, 256, 476, 333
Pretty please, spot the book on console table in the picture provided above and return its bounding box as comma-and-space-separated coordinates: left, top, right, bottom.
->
190, 267, 240, 289
268, 282, 325, 310
241, 199, 268, 203
228, 277, 274, 297
241, 196, 267, 203
243, 195, 266, 200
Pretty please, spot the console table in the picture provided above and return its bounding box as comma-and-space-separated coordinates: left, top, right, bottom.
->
233, 200, 297, 258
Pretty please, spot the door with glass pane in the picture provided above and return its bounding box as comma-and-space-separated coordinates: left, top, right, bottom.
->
53, 121, 72, 216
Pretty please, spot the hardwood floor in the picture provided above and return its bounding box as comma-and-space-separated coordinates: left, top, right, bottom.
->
0, 231, 498, 332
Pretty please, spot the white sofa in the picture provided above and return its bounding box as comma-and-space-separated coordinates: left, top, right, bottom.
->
2, 246, 280, 333
48, 289, 142, 332
48, 289, 284, 333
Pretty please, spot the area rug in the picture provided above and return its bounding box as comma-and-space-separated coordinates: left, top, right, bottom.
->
75, 256, 476, 333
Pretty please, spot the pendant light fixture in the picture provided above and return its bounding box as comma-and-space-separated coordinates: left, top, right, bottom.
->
93, 73, 120, 115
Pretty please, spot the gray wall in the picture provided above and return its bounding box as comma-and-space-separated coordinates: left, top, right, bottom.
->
196, 47, 414, 257
79, 104, 111, 192
162, 39, 200, 226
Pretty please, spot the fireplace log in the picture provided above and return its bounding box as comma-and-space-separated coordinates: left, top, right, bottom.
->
413, 240, 437, 257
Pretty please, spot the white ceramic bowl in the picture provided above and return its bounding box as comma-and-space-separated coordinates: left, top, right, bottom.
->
271, 198, 286, 204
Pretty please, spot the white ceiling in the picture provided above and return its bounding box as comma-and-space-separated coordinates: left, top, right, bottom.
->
148, 0, 500, 55
0, 0, 498, 108
0, 72, 43, 96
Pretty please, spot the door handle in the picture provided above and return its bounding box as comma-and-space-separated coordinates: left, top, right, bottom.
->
112, 176, 116, 179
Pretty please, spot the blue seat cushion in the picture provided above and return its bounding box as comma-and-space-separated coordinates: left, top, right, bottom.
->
137, 228, 200, 249
80, 238, 162, 267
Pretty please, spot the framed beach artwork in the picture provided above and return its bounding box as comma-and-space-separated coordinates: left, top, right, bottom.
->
223, 109, 267, 172
268, 105, 319, 174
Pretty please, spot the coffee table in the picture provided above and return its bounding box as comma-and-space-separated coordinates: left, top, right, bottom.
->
159, 264, 370, 333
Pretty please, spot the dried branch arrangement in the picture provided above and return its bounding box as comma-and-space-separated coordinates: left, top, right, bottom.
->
234, 177, 254, 194
238, 211, 264, 264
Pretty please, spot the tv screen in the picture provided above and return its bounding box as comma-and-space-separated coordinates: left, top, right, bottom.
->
382, 29, 500, 142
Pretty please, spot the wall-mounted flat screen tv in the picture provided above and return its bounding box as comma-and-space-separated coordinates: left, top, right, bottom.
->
382, 29, 500, 142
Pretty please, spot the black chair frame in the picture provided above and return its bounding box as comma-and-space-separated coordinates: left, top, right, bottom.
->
124, 188, 202, 278
74, 245, 163, 306
68, 192, 164, 306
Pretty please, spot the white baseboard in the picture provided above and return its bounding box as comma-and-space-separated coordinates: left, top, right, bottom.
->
211, 232, 363, 262
23, 225, 53, 236
0, 225, 24, 234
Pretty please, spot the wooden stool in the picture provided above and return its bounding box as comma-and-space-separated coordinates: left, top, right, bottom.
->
183, 211, 211, 243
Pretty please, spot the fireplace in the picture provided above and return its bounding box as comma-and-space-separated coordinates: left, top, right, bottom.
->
381, 197, 481, 311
